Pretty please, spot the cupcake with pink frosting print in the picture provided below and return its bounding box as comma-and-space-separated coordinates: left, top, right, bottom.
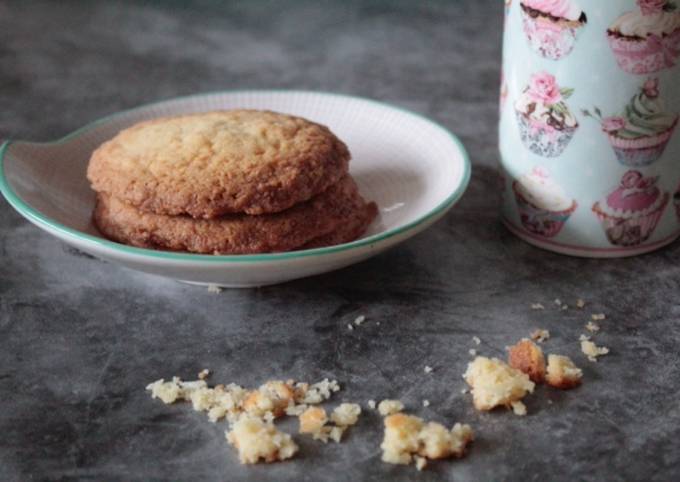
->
515, 72, 578, 158
592, 170, 669, 247
583, 78, 678, 166
520, 0, 587, 60
513, 166, 577, 238
607, 0, 680, 74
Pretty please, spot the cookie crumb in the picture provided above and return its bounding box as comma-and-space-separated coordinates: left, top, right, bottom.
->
424, 366, 433, 374
378, 399, 405, 416
511, 401, 527, 416
581, 340, 609, 362
554, 299, 562, 306
561, 304, 568, 310
207, 284, 223, 293
331, 403, 362, 427
463, 357, 535, 412
576, 299, 585, 309
546, 354, 582, 389
226, 416, 298, 464
354, 315, 366, 326
422, 400, 430, 407
530, 329, 550, 343
591, 313, 606, 321
381, 413, 473, 467
347, 324, 354, 331
508, 339, 546, 384
368, 400, 377, 409
585, 321, 600, 333
468, 349, 477, 356
472, 336, 481, 345
415, 455, 428, 471
198, 369, 210, 380
531, 303, 545, 310
579, 334, 591, 342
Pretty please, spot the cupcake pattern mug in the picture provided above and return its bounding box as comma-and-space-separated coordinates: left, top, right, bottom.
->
500, 0, 680, 257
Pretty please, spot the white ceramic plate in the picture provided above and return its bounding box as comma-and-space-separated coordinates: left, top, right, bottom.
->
0, 91, 470, 287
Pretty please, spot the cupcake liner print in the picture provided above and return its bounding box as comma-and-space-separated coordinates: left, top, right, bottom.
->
583, 78, 678, 166
514, 72, 579, 158
607, 0, 680, 74
520, 0, 587, 60
513, 166, 577, 237
592, 170, 669, 247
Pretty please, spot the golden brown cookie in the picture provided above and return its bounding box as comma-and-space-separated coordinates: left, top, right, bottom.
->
87, 110, 350, 218
93, 176, 377, 255
301, 203, 378, 250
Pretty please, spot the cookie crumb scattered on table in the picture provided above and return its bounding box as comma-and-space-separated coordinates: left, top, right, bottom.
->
378, 400, 405, 416
581, 340, 609, 362
546, 354, 582, 389
530, 329, 550, 343
463, 357, 535, 414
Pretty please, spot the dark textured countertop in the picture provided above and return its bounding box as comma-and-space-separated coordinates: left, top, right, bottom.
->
1, 1, 679, 481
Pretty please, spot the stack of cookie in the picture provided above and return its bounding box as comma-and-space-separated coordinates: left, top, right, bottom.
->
86, 110, 377, 254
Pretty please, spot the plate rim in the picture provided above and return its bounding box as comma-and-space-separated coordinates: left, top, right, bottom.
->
0, 89, 471, 264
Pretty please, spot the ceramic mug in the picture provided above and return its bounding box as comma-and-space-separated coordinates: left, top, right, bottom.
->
499, 0, 680, 257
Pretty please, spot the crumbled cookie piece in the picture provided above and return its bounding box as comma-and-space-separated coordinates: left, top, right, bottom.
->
422, 400, 430, 407
591, 313, 606, 321
243, 380, 296, 418
424, 366, 433, 374
299, 403, 361, 443
207, 284, 223, 293
378, 399, 405, 416
531, 303, 545, 310
508, 339, 546, 383
331, 403, 362, 427
468, 349, 477, 356
576, 299, 585, 309
415, 456, 428, 471
368, 400, 377, 409
554, 299, 562, 306
299, 406, 328, 434
296, 379, 340, 405
530, 329, 550, 343
545, 354, 582, 389
380, 413, 473, 467
347, 324, 354, 331
579, 334, 591, 342
585, 321, 600, 333
198, 369, 210, 380
188, 383, 249, 423
581, 340, 609, 362
146, 377, 208, 404
226, 415, 298, 464
472, 336, 481, 345
463, 357, 535, 413
511, 401, 527, 416
354, 315, 366, 326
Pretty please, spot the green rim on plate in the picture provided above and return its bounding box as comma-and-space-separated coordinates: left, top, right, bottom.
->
0, 90, 471, 263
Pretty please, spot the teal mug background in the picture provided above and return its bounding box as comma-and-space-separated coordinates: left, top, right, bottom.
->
499, 0, 680, 257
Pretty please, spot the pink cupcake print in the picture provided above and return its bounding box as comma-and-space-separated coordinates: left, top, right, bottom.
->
583, 78, 678, 166
513, 166, 577, 237
514, 72, 579, 158
607, 0, 680, 74
520, 0, 587, 60
592, 170, 669, 247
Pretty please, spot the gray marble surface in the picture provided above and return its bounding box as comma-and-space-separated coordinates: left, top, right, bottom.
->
1, 1, 679, 481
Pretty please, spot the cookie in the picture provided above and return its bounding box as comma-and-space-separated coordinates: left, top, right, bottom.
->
87, 110, 350, 218
301, 203, 377, 250
93, 176, 377, 254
